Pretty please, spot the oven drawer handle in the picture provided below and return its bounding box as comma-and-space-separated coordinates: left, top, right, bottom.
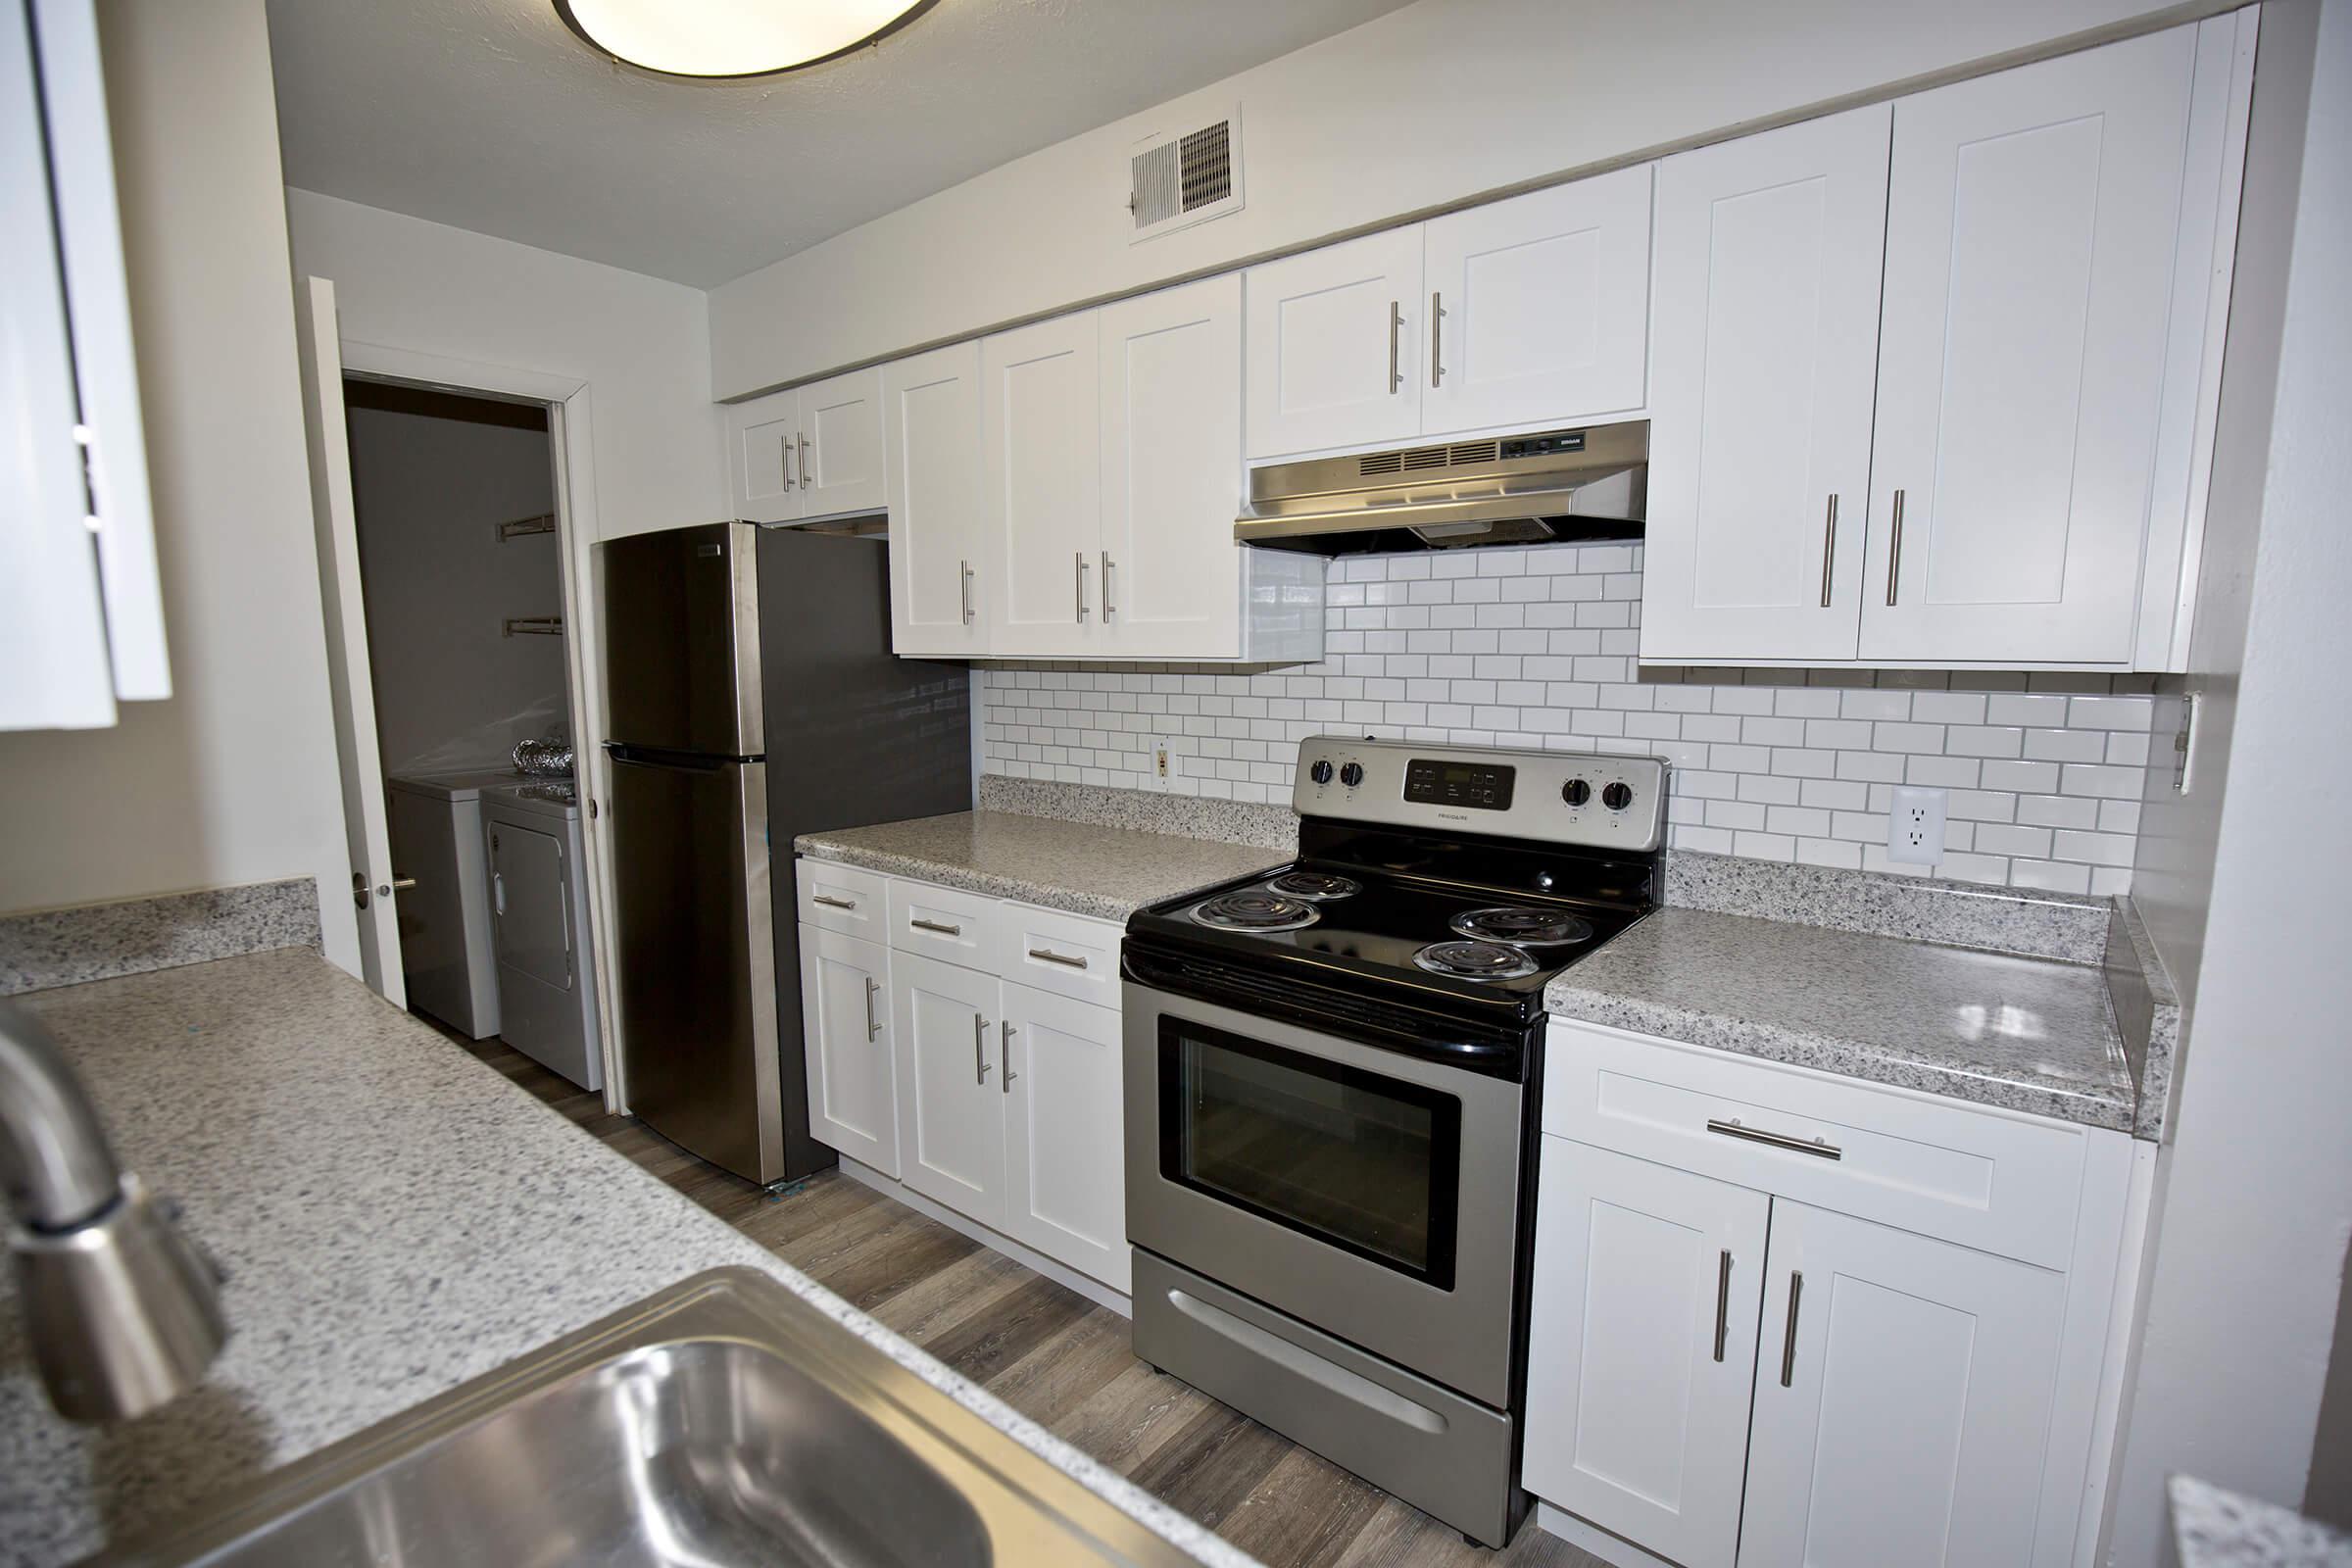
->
1706, 1117, 1841, 1161
1026, 947, 1089, 969
1165, 1288, 1447, 1436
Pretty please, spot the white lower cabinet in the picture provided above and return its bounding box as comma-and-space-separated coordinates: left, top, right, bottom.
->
798, 927, 897, 1176
796, 860, 1129, 1295
1525, 1020, 2134, 1568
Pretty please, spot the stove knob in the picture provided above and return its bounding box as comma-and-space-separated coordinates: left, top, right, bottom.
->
1602, 781, 1635, 811
1339, 761, 1365, 788
1309, 759, 1335, 785
1561, 778, 1592, 808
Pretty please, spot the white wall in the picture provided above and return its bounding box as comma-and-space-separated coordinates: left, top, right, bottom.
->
0, 0, 359, 971
283, 188, 723, 538
710, 0, 2220, 398
347, 403, 566, 774
2105, 1, 2352, 1556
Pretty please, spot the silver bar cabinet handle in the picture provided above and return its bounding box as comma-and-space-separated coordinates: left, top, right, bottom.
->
1706, 1116, 1841, 1160
1714, 1250, 1732, 1363
1001, 1019, 1016, 1094
863, 976, 881, 1040
1886, 489, 1905, 607
1820, 494, 1838, 608
798, 433, 811, 490
1075, 552, 1090, 622
959, 560, 974, 623
973, 1015, 992, 1083
1780, 1271, 1804, 1388
781, 435, 796, 493
1430, 291, 1444, 387
1101, 552, 1114, 619
1026, 948, 1089, 970
812, 894, 858, 910
1388, 300, 1402, 392
909, 917, 961, 936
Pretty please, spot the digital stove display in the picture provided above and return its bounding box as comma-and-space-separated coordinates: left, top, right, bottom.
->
1403, 759, 1515, 810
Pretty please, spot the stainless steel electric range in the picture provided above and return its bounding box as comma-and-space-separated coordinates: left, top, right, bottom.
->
1121, 738, 1666, 1548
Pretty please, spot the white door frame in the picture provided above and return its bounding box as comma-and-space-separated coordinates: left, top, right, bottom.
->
334, 337, 629, 1115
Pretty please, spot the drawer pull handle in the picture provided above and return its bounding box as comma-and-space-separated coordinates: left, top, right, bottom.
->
812, 894, 858, 910
1026, 947, 1089, 969
910, 918, 962, 936
1706, 1117, 1840, 1160
1713, 1250, 1732, 1363
1780, 1270, 1804, 1388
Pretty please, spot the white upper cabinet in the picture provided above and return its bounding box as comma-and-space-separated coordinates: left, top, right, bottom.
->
1422, 167, 1652, 438
1244, 226, 1424, 460
1861, 25, 2200, 666
1099, 275, 1248, 659
725, 367, 885, 524
1641, 106, 1890, 664
985, 312, 1102, 657
883, 342, 989, 659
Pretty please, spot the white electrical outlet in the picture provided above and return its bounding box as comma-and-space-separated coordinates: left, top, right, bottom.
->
1887, 785, 1947, 865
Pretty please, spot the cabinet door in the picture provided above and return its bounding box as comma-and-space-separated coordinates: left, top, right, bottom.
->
1641, 107, 1888, 664
891, 951, 1005, 1229
985, 313, 1102, 656
1523, 1140, 1769, 1568
883, 342, 989, 658
1861, 27, 2198, 664
799, 367, 886, 518
799, 926, 897, 1176
1000, 983, 1127, 1292
1243, 227, 1424, 459
1423, 167, 1653, 437
724, 386, 803, 523
1740, 1201, 2069, 1568
1099, 275, 1244, 659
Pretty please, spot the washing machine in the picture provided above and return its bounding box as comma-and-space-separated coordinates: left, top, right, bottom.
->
383, 769, 518, 1039
481, 781, 603, 1093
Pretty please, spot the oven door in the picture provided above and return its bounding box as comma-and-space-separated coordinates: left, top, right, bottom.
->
1123, 981, 1526, 1406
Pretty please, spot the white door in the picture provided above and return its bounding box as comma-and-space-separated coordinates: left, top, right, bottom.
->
1861, 27, 2197, 664
723, 385, 803, 523
985, 313, 1102, 657
1000, 983, 1126, 1292
1522, 1141, 1768, 1568
1243, 226, 1424, 459
891, 951, 1005, 1228
1098, 275, 1245, 659
798, 367, 886, 518
1422, 167, 1653, 437
800, 925, 897, 1176
1641, 106, 1890, 663
883, 342, 989, 657
293, 277, 406, 1005
1740, 1201, 2069, 1568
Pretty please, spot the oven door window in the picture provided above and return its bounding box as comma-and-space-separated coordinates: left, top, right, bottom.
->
1158, 1016, 1460, 1289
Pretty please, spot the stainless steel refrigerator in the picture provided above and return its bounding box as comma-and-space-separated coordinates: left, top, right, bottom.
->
598, 522, 971, 1185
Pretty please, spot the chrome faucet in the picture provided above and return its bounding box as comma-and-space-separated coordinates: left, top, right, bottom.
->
0, 999, 226, 1421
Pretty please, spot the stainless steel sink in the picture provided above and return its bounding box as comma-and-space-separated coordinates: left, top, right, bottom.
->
87, 1267, 1206, 1567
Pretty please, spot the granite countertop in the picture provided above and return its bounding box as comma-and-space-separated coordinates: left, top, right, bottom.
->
796, 809, 1289, 922
1544, 906, 2137, 1133
2173, 1475, 2352, 1567
0, 950, 1255, 1568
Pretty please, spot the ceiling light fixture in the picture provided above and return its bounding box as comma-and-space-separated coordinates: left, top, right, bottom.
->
554, 0, 937, 80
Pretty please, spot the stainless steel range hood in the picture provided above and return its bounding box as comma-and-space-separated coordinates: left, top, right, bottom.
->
1236, 420, 1646, 555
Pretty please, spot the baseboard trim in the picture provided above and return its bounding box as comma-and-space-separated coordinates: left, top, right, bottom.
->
836, 1155, 1133, 1317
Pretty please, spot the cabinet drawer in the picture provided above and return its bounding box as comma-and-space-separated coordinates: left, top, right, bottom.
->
887, 878, 1002, 967
1544, 1019, 2089, 1269
997, 904, 1122, 1007
796, 858, 889, 941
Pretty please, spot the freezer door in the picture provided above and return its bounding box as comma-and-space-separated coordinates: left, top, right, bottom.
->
606, 750, 782, 1182
598, 521, 763, 757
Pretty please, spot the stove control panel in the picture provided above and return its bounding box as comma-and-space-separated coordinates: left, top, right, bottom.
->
1294, 736, 1666, 852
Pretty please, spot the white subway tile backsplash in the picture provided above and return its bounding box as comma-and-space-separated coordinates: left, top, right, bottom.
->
979, 542, 2153, 894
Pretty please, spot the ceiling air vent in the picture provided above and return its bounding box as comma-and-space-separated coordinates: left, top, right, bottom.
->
1128, 108, 1244, 243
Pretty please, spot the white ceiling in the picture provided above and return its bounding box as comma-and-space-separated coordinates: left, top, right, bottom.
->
265, 0, 1417, 289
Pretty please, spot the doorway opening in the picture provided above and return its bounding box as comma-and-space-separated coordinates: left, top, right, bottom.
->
342, 376, 603, 1097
